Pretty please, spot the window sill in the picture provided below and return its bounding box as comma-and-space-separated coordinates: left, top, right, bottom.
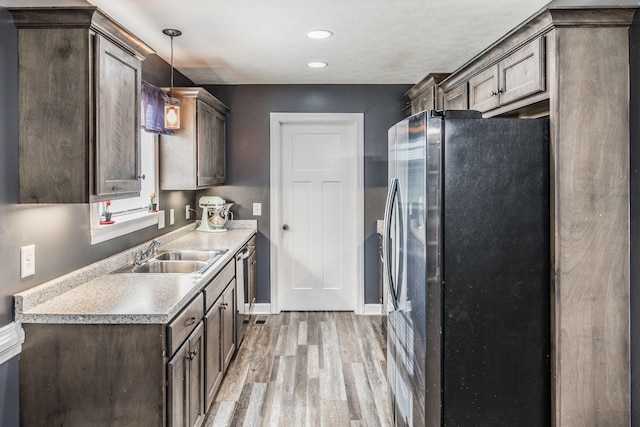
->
90, 211, 159, 245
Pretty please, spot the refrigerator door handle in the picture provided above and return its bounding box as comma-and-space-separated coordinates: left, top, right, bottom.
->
383, 178, 399, 310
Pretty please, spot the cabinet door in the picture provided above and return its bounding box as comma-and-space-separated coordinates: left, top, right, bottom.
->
468, 65, 500, 113
188, 323, 205, 427
168, 338, 188, 427
196, 100, 217, 187
212, 110, 227, 184
498, 37, 545, 106
222, 281, 237, 370
168, 321, 205, 427
94, 34, 142, 199
443, 84, 468, 110
204, 298, 224, 410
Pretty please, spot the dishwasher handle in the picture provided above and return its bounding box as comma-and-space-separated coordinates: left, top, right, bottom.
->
236, 245, 252, 261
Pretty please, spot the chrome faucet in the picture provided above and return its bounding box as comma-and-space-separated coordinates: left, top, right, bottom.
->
135, 240, 160, 265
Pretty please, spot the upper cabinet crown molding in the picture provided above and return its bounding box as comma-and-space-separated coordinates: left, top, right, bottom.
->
9, 6, 154, 60
9, 7, 155, 203
405, 73, 450, 114
547, 7, 636, 27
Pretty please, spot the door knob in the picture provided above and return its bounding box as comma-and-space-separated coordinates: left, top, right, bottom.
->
282, 224, 289, 231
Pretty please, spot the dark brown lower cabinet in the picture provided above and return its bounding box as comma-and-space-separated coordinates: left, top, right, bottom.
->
168, 321, 205, 427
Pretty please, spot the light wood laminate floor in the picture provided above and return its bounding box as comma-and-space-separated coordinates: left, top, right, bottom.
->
203, 311, 391, 426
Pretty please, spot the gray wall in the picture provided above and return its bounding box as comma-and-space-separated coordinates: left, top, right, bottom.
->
201, 85, 410, 305
0, 7, 195, 425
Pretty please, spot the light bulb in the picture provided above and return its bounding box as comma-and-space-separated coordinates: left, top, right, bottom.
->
164, 101, 180, 129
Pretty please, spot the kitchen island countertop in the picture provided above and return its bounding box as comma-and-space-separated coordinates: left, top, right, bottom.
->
14, 222, 256, 325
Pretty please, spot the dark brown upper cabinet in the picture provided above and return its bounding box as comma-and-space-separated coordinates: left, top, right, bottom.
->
160, 88, 229, 190
9, 7, 153, 203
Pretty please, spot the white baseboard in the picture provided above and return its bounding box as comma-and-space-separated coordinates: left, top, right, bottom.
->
251, 303, 381, 315
0, 322, 25, 365
362, 304, 383, 315
250, 303, 272, 315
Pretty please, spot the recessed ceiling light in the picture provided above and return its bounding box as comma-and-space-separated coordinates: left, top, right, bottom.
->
307, 30, 333, 39
307, 61, 328, 68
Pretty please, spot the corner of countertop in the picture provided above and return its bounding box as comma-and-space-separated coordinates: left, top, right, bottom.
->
226, 219, 258, 229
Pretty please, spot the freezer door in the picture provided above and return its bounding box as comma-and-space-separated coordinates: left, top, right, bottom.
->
441, 117, 550, 426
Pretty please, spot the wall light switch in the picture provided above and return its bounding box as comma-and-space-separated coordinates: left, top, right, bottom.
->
170, 209, 175, 225
158, 210, 165, 229
186, 205, 190, 220
253, 203, 262, 216
21, 245, 35, 278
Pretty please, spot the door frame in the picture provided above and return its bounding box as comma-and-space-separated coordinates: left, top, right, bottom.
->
269, 113, 365, 314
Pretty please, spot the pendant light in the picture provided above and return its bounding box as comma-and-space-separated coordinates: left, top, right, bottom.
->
163, 28, 182, 129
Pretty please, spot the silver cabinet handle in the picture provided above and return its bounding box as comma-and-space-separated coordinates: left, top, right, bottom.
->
282, 224, 289, 231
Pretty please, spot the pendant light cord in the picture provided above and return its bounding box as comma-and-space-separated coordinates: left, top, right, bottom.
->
170, 35, 174, 98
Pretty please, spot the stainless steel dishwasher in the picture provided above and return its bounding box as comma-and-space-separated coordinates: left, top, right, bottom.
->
235, 235, 256, 345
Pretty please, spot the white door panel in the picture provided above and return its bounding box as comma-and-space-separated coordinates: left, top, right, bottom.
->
275, 119, 360, 311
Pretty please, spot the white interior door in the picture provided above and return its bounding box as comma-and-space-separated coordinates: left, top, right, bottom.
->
271, 114, 363, 312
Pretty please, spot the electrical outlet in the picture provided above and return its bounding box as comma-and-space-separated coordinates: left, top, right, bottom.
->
253, 203, 262, 216
21, 245, 35, 278
158, 210, 165, 229
169, 209, 175, 225
186, 205, 190, 220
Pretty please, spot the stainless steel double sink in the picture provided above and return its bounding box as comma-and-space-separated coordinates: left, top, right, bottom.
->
111, 249, 227, 274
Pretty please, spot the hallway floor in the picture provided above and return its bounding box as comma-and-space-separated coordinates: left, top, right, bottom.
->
203, 311, 391, 426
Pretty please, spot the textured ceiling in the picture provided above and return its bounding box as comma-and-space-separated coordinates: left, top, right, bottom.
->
18, 0, 554, 85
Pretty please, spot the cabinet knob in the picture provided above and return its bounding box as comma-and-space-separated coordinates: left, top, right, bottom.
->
112, 186, 117, 191
138, 174, 146, 180
282, 224, 289, 231
497, 88, 505, 94
187, 349, 198, 360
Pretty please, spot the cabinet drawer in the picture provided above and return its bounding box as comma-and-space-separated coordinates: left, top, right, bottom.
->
204, 259, 235, 311
168, 293, 204, 356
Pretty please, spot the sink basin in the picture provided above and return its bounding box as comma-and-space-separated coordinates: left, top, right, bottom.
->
111, 249, 227, 274
112, 260, 209, 274
153, 249, 226, 262
133, 261, 208, 274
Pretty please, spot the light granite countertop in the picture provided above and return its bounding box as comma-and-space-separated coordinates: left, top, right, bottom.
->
14, 221, 257, 325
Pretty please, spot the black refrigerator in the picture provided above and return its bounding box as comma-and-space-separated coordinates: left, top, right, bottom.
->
383, 110, 550, 427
